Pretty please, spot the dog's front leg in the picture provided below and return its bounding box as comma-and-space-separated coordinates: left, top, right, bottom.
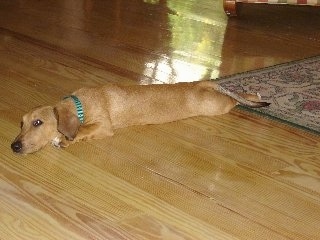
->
59, 122, 114, 148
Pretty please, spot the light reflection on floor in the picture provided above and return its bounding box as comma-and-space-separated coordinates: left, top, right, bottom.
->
141, 0, 227, 84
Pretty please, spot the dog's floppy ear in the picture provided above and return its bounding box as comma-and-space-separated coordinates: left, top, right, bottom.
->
54, 105, 80, 141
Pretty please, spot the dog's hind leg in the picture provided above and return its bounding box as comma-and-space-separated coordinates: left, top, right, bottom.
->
197, 81, 270, 108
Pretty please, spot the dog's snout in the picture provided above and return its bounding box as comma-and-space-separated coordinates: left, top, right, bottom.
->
11, 141, 23, 153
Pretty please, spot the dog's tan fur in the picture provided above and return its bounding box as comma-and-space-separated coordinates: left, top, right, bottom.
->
11, 81, 269, 154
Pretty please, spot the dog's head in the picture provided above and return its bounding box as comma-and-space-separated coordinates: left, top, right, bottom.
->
11, 104, 81, 154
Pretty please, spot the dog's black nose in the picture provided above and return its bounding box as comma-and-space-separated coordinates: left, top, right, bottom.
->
11, 141, 23, 153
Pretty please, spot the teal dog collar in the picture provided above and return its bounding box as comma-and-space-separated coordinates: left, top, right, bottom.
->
64, 95, 84, 124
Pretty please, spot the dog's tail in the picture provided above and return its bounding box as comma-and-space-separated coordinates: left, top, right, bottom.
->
214, 84, 271, 108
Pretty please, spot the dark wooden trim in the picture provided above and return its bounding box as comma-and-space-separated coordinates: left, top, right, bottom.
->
223, 0, 238, 16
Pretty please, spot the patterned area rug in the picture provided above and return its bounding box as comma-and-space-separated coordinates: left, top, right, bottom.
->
216, 56, 320, 134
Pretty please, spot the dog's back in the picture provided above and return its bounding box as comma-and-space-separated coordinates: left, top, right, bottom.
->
84, 82, 239, 129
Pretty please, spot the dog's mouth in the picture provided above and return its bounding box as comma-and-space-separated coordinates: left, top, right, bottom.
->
11, 137, 57, 154
11, 140, 40, 154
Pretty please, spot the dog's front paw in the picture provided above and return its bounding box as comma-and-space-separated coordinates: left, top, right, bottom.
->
51, 136, 71, 148
59, 137, 71, 148
51, 137, 62, 148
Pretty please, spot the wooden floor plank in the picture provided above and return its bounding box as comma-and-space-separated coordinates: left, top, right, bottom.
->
1, 0, 320, 239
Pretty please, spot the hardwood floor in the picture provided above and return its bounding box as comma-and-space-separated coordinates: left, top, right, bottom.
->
1, 1, 320, 239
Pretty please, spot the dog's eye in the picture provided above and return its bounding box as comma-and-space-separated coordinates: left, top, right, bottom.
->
20, 121, 23, 129
33, 119, 43, 127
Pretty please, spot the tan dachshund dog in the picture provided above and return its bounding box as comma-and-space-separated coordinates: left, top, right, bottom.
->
11, 81, 269, 154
